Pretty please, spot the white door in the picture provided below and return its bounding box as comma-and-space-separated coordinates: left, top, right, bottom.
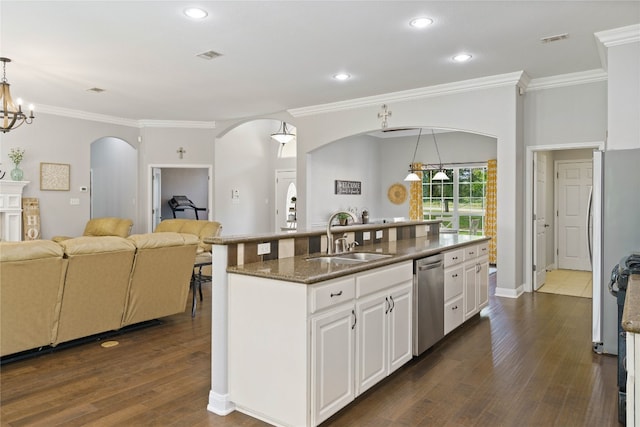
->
152, 167, 162, 230
534, 152, 548, 290
275, 169, 296, 231
355, 294, 387, 396
311, 305, 355, 425
387, 284, 413, 375
557, 161, 592, 271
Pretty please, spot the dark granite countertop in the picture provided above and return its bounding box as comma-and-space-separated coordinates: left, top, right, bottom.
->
622, 274, 640, 333
226, 234, 490, 285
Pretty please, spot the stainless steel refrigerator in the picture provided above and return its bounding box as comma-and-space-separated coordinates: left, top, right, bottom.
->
592, 148, 640, 355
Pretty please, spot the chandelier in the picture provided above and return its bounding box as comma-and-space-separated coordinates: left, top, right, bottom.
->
404, 128, 450, 182
1, 57, 35, 133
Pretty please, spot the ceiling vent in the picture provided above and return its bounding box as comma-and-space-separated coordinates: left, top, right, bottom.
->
86, 87, 106, 93
196, 50, 223, 60
540, 33, 569, 43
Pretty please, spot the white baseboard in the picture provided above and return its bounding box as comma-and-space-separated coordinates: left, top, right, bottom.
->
207, 390, 235, 415
494, 285, 524, 298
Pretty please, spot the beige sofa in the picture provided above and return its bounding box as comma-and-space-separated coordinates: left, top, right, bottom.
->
0, 232, 199, 358
52, 217, 134, 242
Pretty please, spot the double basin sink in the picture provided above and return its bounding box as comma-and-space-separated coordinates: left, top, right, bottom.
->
306, 252, 392, 265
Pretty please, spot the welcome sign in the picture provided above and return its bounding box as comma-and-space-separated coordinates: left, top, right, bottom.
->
335, 180, 362, 195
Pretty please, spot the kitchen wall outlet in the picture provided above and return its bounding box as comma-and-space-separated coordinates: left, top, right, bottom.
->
257, 242, 271, 255
376, 230, 383, 239
363, 231, 371, 241
70, 198, 80, 205
79, 186, 88, 192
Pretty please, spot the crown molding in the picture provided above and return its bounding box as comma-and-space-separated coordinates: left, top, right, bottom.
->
137, 120, 216, 129
526, 69, 608, 92
36, 104, 140, 128
36, 104, 216, 129
594, 24, 640, 70
288, 71, 526, 117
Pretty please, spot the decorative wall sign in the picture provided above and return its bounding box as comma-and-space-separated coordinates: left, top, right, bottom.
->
22, 197, 41, 240
335, 180, 361, 195
40, 162, 70, 191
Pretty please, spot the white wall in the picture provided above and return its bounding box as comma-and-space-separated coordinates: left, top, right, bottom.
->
159, 168, 209, 221
608, 41, 640, 150
214, 120, 281, 236
524, 81, 607, 146
307, 134, 380, 227
0, 113, 139, 239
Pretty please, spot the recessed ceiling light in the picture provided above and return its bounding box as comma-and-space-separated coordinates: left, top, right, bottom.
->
86, 87, 106, 93
333, 73, 351, 81
409, 17, 433, 28
452, 53, 472, 63
184, 7, 208, 19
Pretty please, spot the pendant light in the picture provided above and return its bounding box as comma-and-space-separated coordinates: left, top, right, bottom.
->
271, 121, 295, 144
404, 129, 422, 182
431, 129, 449, 181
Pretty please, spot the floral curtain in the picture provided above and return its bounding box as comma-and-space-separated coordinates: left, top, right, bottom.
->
408, 163, 423, 221
485, 159, 497, 264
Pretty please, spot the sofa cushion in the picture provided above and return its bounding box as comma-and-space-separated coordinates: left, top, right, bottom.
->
0, 240, 63, 261
83, 217, 133, 238
58, 235, 136, 255
128, 231, 199, 249
154, 219, 221, 252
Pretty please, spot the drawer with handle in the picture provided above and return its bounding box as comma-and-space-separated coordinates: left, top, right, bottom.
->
310, 277, 355, 313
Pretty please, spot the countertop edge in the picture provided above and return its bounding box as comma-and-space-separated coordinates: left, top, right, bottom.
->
622, 274, 640, 333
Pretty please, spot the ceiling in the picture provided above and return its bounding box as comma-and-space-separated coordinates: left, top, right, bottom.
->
1, 1, 638, 123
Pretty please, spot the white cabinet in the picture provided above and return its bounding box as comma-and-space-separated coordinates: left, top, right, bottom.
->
463, 242, 490, 320
311, 304, 356, 425
444, 248, 464, 334
354, 262, 413, 396
355, 281, 413, 396
443, 242, 489, 333
228, 261, 413, 427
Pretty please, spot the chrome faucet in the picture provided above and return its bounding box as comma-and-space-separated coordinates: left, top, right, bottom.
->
326, 211, 358, 254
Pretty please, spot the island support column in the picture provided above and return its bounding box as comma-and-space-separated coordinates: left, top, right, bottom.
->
207, 244, 235, 415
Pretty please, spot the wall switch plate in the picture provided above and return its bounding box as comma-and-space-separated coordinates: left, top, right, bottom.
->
376, 230, 383, 239
257, 242, 271, 255
70, 198, 80, 205
363, 231, 371, 240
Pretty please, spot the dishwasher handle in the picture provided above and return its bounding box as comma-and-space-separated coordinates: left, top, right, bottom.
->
417, 260, 443, 271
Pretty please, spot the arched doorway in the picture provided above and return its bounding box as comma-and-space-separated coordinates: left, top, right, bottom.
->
90, 137, 138, 232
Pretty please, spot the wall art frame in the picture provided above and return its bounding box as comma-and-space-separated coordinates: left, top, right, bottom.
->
40, 162, 70, 191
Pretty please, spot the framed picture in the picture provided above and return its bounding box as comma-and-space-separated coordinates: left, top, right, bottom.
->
40, 162, 70, 191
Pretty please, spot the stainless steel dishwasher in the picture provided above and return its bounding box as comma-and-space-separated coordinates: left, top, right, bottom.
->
413, 253, 444, 356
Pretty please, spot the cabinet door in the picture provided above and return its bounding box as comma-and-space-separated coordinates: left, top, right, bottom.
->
477, 256, 489, 310
387, 283, 413, 375
311, 305, 356, 425
464, 262, 478, 320
444, 295, 464, 335
355, 294, 388, 396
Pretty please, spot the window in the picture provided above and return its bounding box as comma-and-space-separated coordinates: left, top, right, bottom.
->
422, 166, 487, 235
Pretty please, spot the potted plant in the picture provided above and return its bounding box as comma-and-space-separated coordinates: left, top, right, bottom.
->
8, 148, 25, 181
337, 212, 350, 226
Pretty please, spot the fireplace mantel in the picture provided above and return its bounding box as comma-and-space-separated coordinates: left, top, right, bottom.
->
0, 180, 29, 241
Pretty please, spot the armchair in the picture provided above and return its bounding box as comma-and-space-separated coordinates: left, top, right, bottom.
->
52, 217, 133, 242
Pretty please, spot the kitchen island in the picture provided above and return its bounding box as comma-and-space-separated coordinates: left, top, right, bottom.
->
205, 221, 490, 426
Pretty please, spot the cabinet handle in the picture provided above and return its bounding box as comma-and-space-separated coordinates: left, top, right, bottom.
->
351, 309, 357, 330
385, 297, 390, 314
476, 263, 481, 273
330, 291, 343, 298
452, 273, 458, 278
389, 295, 395, 313
452, 305, 458, 310
452, 256, 458, 260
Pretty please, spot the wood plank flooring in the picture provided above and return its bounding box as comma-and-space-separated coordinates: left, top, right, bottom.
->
1, 273, 619, 426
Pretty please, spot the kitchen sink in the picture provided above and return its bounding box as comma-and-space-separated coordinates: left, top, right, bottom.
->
335, 252, 392, 261
306, 252, 392, 265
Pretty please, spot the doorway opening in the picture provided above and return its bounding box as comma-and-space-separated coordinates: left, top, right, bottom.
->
148, 165, 213, 232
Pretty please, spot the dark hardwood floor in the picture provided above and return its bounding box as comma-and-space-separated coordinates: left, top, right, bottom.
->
1, 273, 619, 426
